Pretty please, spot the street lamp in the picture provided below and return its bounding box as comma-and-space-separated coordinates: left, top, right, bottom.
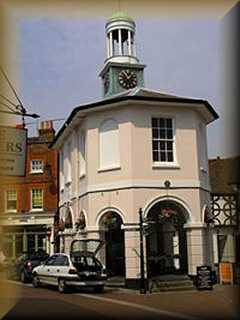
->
139, 208, 147, 294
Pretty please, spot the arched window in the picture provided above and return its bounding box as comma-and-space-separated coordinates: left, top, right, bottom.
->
99, 119, 120, 170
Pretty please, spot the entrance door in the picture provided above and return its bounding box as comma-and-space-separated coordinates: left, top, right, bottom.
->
100, 211, 125, 277
146, 200, 188, 277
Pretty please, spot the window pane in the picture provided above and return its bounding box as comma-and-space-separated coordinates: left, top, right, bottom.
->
6, 190, 17, 211
31, 160, 43, 172
152, 118, 158, 127
167, 141, 173, 151
160, 152, 166, 162
160, 129, 165, 139
152, 129, 158, 139
159, 118, 165, 127
167, 151, 174, 162
166, 119, 172, 128
167, 129, 173, 139
153, 151, 159, 162
160, 141, 165, 151
32, 189, 43, 209
152, 141, 159, 151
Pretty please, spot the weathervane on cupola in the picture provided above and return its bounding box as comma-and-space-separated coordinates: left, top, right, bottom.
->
99, 11, 146, 97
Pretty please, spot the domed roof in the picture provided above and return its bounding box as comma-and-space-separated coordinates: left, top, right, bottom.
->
108, 11, 135, 24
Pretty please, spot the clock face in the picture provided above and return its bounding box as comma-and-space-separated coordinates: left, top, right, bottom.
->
118, 69, 137, 89
104, 73, 109, 94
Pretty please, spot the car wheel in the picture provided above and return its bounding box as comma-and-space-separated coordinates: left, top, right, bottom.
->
94, 285, 104, 293
58, 279, 67, 293
20, 271, 27, 283
32, 274, 41, 288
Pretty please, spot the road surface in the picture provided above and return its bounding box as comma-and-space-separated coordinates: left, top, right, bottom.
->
0, 280, 239, 320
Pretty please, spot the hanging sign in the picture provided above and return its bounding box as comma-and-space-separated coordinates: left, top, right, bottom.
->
0, 126, 27, 176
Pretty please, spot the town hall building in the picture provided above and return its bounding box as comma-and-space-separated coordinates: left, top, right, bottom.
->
51, 12, 218, 288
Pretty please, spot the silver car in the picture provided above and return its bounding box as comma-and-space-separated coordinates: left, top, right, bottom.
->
32, 239, 107, 293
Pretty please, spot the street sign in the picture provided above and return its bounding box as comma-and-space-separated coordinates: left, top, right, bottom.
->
0, 126, 27, 176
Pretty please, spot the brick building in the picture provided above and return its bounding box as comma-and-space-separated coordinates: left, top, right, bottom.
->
0, 121, 58, 258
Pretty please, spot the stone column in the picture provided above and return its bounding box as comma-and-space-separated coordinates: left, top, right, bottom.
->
122, 225, 146, 288
34, 234, 38, 252
118, 29, 122, 55
184, 223, 211, 275
106, 35, 110, 58
109, 32, 113, 57
128, 30, 132, 56
12, 234, 16, 259
132, 35, 136, 57
23, 229, 27, 253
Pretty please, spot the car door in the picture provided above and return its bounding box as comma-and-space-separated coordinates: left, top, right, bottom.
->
38, 255, 57, 285
50, 255, 70, 285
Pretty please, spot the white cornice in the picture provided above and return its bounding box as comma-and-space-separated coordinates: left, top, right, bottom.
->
59, 179, 210, 200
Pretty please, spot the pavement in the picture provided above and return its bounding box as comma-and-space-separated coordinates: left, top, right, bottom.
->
0, 279, 239, 320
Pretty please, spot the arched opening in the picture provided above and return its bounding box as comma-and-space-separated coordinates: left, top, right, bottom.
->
146, 200, 188, 277
99, 211, 125, 277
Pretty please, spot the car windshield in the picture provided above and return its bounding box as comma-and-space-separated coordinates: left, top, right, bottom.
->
71, 255, 102, 272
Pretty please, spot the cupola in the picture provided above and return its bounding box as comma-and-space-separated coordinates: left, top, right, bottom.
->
100, 12, 145, 97
105, 11, 138, 64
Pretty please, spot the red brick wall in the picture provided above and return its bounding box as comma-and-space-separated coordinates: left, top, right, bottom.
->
0, 134, 58, 214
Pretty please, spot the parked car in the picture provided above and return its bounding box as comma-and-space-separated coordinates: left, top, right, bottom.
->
32, 239, 107, 293
14, 250, 49, 283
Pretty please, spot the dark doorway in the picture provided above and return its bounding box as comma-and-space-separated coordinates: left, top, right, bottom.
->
100, 211, 125, 277
146, 200, 188, 277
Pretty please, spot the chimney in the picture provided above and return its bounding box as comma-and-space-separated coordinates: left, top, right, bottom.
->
38, 120, 55, 141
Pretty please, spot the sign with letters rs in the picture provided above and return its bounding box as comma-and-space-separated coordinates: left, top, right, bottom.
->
0, 126, 27, 176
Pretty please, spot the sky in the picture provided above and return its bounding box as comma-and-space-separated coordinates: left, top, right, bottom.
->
18, 15, 223, 158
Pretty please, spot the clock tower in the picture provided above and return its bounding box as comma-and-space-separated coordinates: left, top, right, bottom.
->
99, 12, 145, 97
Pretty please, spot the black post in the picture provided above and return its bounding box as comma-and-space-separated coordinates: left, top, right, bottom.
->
139, 208, 147, 294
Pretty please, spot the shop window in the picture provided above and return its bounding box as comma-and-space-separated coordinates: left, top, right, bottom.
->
31, 160, 44, 173
31, 189, 43, 211
6, 190, 17, 212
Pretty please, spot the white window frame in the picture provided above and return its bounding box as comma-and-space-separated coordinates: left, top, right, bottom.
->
59, 150, 65, 191
79, 130, 86, 178
98, 118, 121, 172
151, 116, 179, 168
31, 160, 44, 174
65, 141, 72, 185
31, 188, 43, 211
5, 189, 17, 212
